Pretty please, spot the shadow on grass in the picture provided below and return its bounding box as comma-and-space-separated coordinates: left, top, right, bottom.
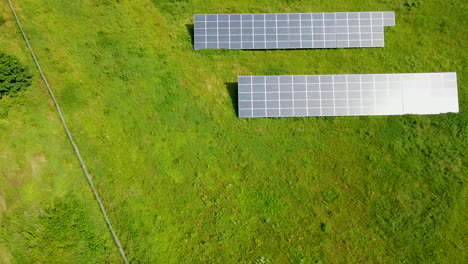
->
225, 82, 238, 117
185, 24, 194, 46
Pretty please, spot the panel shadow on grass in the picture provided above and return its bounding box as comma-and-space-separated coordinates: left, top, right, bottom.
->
225, 82, 238, 117
185, 24, 194, 46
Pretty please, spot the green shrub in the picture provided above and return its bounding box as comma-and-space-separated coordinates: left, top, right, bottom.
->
321, 223, 331, 232
404, 0, 422, 11
0, 51, 32, 97
0, 14, 6, 25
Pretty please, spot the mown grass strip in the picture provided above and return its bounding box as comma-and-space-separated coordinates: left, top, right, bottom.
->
6, 1, 129, 263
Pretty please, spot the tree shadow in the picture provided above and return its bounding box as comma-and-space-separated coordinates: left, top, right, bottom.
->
225, 82, 238, 117
185, 24, 194, 46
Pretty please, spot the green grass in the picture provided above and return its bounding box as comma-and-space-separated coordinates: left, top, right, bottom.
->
0, 0, 467, 263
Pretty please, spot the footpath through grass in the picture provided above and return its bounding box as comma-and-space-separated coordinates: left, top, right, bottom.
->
0, 0, 467, 263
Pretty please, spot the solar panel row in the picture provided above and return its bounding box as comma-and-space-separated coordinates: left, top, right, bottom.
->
238, 73, 459, 118
194, 12, 395, 50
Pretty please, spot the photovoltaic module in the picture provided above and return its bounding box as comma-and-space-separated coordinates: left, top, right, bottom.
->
194, 12, 395, 50
237, 73, 459, 118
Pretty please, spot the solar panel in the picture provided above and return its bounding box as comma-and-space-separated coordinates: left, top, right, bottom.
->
194, 12, 395, 50
237, 73, 459, 118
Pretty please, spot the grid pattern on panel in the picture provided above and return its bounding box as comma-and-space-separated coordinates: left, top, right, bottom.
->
238, 73, 458, 118
194, 12, 395, 50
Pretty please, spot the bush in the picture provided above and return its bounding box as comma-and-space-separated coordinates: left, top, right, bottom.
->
0, 14, 6, 25
404, 0, 422, 11
321, 223, 331, 232
0, 51, 32, 97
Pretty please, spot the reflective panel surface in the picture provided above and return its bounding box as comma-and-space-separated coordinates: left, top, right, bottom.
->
194, 12, 395, 50
238, 73, 459, 118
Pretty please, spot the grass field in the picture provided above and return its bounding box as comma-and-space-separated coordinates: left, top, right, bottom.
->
0, 0, 467, 263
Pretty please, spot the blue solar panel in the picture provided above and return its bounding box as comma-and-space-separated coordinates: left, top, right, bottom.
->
194, 12, 396, 50
238, 73, 459, 118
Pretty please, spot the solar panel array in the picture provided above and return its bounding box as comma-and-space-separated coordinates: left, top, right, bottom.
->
194, 12, 395, 50
238, 73, 459, 118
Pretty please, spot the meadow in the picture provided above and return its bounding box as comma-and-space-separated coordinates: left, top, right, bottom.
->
0, 0, 466, 263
